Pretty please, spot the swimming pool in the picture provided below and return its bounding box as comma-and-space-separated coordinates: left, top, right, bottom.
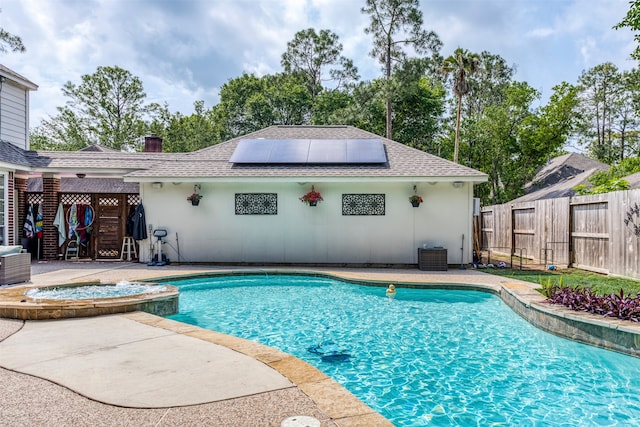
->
167, 274, 640, 426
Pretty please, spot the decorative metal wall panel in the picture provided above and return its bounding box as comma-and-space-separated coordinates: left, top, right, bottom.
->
235, 193, 278, 215
342, 194, 385, 216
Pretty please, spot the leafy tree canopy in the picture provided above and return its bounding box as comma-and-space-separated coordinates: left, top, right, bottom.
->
361, 0, 441, 139
0, 10, 25, 54
31, 66, 157, 151
281, 28, 359, 97
614, 0, 640, 60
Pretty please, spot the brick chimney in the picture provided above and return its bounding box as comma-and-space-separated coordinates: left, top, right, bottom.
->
144, 135, 163, 152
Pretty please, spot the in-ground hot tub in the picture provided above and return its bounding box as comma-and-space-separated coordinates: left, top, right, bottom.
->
0, 280, 179, 320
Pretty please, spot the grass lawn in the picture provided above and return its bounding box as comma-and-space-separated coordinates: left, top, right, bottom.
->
482, 267, 640, 296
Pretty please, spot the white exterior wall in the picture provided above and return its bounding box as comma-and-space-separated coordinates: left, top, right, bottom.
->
1, 82, 29, 149
139, 180, 474, 266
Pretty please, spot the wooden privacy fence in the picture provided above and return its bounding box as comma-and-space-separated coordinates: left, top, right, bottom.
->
480, 188, 640, 280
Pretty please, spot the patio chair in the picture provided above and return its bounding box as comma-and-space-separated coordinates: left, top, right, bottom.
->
0, 247, 31, 286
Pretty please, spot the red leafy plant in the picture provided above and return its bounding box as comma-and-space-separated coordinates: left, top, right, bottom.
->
300, 186, 323, 205
542, 277, 640, 322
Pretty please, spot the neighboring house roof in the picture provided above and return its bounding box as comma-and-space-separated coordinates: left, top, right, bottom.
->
0, 64, 38, 90
512, 152, 609, 203
126, 125, 488, 182
28, 177, 139, 193
622, 171, 640, 189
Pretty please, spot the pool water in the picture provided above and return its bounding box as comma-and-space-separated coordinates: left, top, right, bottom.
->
167, 275, 640, 426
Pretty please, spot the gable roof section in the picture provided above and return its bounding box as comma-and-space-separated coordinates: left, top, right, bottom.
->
512, 152, 609, 202
125, 126, 487, 182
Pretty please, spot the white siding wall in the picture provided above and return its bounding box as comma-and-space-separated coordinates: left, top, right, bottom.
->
140, 181, 474, 265
1, 81, 28, 149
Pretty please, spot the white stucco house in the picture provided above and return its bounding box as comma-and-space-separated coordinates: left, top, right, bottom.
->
128, 125, 488, 266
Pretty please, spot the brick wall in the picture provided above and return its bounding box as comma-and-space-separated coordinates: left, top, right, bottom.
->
14, 176, 27, 247
7, 173, 16, 245
42, 176, 60, 259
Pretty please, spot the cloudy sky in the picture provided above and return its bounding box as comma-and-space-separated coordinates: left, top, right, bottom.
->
1, 0, 637, 128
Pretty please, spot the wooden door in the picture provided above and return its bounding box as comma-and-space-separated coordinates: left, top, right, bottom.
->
95, 195, 125, 259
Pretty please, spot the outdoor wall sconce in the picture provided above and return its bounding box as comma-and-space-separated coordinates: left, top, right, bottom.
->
194, 184, 201, 193
152, 182, 163, 189
452, 181, 463, 188
76, 173, 86, 179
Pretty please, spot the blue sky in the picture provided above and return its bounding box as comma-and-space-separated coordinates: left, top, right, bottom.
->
1, 0, 637, 128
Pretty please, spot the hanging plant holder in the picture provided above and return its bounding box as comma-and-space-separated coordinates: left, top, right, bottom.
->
409, 195, 423, 207
187, 193, 203, 206
300, 186, 323, 206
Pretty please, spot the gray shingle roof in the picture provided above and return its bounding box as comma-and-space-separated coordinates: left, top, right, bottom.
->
28, 177, 139, 193
28, 150, 177, 171
78, 144, 120, 153
127, 126, 488, 181
0, 141, 32, 167
512, 152, 610, 202
622, 171, 640, 189
0, 125, 487, 183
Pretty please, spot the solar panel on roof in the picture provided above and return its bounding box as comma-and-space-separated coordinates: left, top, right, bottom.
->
346, 139, 386, 163
269, 138, 310, 162
228, 139, 274, 163
229, 138, 387, 164
307, 139, 347, 163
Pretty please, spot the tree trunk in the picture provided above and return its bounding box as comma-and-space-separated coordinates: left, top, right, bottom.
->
386, 97, 392, 140
385, 38, 392, 140
454, 94, 462, 163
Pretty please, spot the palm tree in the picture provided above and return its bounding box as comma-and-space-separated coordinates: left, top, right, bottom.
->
443, 48, 480, 163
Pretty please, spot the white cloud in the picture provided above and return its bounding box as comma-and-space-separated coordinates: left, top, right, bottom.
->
527, 28, 555, 39
0, 0, 637, 127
